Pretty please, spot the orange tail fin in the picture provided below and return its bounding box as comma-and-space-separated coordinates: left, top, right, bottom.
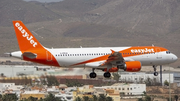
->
13, 21, 44, 52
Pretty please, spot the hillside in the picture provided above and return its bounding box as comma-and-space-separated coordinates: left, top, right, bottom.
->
0, 0, 61, 26
0, 0, 180, 67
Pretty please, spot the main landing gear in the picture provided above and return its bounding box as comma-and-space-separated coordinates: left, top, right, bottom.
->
89, 68, 97, 78
153, 65, 158, 76
89, 68, 111, 78
104, 72, 111, 78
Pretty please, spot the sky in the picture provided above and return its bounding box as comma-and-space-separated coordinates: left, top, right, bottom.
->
23, 0, 63, 3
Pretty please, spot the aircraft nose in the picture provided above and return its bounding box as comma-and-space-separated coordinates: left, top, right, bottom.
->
172, 54, 178, 62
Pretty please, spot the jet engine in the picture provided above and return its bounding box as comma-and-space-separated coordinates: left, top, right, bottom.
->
103, 61, 141, 72
118, 61, 141, 72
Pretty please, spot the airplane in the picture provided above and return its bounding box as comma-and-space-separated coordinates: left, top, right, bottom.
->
9, 21, 178, 78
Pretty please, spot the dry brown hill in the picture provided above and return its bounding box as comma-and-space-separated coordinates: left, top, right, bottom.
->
0, 0, 61, 26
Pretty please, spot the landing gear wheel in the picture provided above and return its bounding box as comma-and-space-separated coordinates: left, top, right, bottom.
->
89, 72, 97, 78
103, 72, 111, 78
153, 65, 158, 76
154, 72, 158, 76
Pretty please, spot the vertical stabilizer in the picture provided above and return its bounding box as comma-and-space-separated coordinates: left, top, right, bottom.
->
13, 21, 44, 52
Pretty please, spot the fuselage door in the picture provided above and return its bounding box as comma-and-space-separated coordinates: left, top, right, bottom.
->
46, 51, 52, 61
156, 48, 162, 59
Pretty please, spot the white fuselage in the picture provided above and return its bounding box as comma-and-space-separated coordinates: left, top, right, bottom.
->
46, 47, 177, 68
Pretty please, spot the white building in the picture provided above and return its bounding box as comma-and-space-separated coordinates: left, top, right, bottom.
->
55, 92, 73, 101
103, 83, 146, 95
0, 65, 37, 77
119, 72, 174, 85
173, 73, 180, 87
0, 65, 50, 77
0, 83, 15, 90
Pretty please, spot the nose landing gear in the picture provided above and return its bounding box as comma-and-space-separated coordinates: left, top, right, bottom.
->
153, 65, 158, 76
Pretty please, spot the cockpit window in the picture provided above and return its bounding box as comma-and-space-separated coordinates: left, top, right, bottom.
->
166, 51, 171, 54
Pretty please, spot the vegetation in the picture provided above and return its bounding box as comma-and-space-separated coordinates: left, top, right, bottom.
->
43, 93, 62, 101
74, 96, 82, 101
92, 95, 98, 101
174, 95, 179, 101
137, 94, 152, 101
112, 72, 120, 81
137, 98, 143, 101
82, 96, 90, 101
164, 80, 169, 86
166, 97, 173, 101
144, 77, 161, 86
46, 75, 59, 86
20, 93, 63, 101
65, 79, 83, 87
1, 94, 18, 101
74, 94, 113, 101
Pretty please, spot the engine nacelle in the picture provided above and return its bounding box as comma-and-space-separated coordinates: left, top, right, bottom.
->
121, 61, 141, 72
103, 67, 119, 72
103, 61, 141, 72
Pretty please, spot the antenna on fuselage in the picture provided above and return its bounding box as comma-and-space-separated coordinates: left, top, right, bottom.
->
152, 44, 154, 47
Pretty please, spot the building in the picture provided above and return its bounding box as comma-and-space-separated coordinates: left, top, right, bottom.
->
73, 85, 98, 100
73, 85, 120, 101
20, 90, 47, 100
173, 73, 180, 87
119, 72, 174, 85
103, 83, 146, 95
105, 89, 120, 101
55, 92, 73, 101
0, 65, 38, 77
0, 83, 15, 90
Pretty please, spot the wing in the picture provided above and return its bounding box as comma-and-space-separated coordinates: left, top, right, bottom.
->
71, 49, 125, 71
101, 49, 124, 66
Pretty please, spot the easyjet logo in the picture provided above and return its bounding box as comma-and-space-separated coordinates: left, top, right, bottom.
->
131, 48, 155, 53
15, 22, 37, 47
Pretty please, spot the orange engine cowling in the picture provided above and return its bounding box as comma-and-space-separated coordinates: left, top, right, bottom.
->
124, 61, 141, 72
103, 61, 141, 72
103, 67, 119, 72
